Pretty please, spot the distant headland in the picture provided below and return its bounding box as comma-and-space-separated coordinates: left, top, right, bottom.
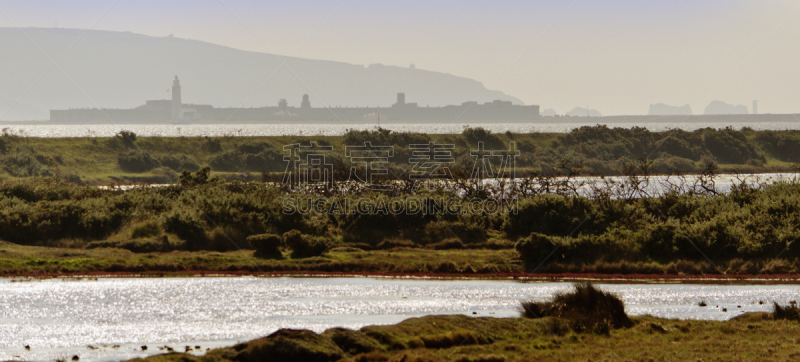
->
49, 76, 541, 123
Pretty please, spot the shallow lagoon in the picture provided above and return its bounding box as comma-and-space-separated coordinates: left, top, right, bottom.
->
1, 277, 796, 361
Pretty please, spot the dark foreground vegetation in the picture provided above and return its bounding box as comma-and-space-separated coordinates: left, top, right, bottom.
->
126, 283, 800, 362
2, 126, 800, 183
1, 159, 800, 276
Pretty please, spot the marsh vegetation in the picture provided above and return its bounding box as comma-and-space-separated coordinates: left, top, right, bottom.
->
1, 127, 800, 276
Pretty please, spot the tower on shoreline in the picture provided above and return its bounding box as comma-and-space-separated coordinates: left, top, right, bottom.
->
171, 76, 181, 120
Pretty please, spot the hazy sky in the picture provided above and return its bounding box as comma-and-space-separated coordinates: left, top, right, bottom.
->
1, 0, 799, 115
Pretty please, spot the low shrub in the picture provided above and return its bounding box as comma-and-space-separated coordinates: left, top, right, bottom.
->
462, 127, 504, 150
504, 196, 593, 238
161, 209, 207, 250
2, 147, 57, 177
703, 127, 765, 165
201, 137, 223, 153
284, 229, 331, 258
206, 228, 243, 252
521, 283, 632, 334
117, 150, 157, 173
209, 150, 244, 171
158, 154, 201, 172
773, 302, 800, 321
424, 220, 486, 244
179, 166, 214, 187
115, 130, 137, 144
653, 156, 696, 174
130, 220, 161, 238
515, 232, 559, 263
248, 233, 283, 257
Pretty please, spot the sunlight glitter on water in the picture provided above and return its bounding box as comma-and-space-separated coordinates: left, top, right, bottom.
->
3, 120, 800, 137
1, 277, 797, 361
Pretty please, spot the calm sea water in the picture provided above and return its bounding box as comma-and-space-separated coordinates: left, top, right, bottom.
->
2, 120, 800, 137
0, 277, 796, 362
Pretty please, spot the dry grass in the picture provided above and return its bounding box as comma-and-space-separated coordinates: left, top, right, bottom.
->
126, 313, 800, 362
521, 283, 632, 334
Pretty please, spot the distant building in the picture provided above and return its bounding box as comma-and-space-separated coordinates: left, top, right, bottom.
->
171, 76, 181, 120
50, 77, 540, 122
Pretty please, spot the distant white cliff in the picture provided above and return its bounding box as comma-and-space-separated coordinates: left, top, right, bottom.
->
704, 100, 748, 115
565, 107, 602, 117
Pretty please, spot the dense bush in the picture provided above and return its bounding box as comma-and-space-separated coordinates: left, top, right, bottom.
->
115, 130, 137, 146
158, 154, 201, 172
2, 147, 58, 177
201, 137, 223, 153
652, 156, 695, 174
515, 232, 558, 264
756, 131, 800, 162
284, 229, 331, 258
702, 128, 765, 165
248, 233, 283, 257
208, 150, 244, 171
179, 166, 214, 187
206, 142, 286, 172
504, 196, 593, 238
424, 220, 486, 244
118, 150, 157, 173
461, 127, 504, 149
243, 149, 282, 172
773, 302, 800, 321
656, 135, 701, 160
161, 209, 207, 250
130, 220, 162, 238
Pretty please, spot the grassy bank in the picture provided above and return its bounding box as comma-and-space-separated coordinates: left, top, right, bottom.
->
0, 241, 521, 277
124, 284, 800, 362
132, 314, 800, 361
1, 126, 799, 183
7, 240, 800, 279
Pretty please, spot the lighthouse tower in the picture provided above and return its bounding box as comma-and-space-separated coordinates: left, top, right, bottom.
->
171, 76, 182, 120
